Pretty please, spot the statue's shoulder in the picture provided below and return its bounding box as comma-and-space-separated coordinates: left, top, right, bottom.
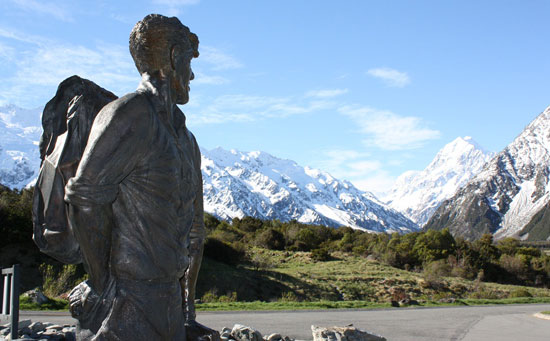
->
94, 91, 153, 126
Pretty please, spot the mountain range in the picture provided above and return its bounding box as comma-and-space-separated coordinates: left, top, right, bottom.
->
0, 104, 417, 234
202, 147, 417, 233
425, 106, 550, 241
3, 103, 550, 240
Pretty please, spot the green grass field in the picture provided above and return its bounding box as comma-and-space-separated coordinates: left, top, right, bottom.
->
21, 248, 550, 311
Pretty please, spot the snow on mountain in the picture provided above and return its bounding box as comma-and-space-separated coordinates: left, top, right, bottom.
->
385, 136, 493, 226
0, 104, 418, 233
425, 106, 550, 240
201, 147, 419, 233
0, 105, 42, 189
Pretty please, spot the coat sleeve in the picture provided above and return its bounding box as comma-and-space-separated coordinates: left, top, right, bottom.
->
64, 95, 152, 206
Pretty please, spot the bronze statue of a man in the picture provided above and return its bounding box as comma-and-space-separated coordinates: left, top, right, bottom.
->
33, 14, 213, 340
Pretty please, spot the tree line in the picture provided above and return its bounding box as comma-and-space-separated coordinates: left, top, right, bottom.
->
2, 186, 550, 292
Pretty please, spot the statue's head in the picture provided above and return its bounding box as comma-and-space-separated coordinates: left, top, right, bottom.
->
130, 14, 199, 104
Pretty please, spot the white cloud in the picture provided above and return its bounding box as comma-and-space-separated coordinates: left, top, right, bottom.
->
198, 46, 243, 71
339, 105, 440, 150
306, 89, 348, 98
351, 172, 397, 197
192, 72, 229, 85
0, 28, 138, 107
319, 148, 393, 196
367, 67, 410, 87
151, 0, 200, 15
152, 0, 200, 5
8, 0, 73, 22
186, 94, 335, 125
0, 42, 15, 60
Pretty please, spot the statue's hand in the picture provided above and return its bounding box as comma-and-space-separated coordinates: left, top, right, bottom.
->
68, 280, 99, 319
69, 284, 84, 318
183, 298, 196, 323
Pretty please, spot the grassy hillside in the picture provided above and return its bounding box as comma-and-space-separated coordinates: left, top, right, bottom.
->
195, 248, 550, 310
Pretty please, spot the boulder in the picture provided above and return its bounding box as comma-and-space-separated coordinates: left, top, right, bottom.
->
264, 333, 282, 341
22, 289, 49, 305
311, 325, 386, 341
231, 324, 263, 341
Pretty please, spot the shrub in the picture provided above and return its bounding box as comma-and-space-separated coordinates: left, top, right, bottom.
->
254, 228, 285, 250
424, 259, 451, 278
203, 238, 246, 265
40, 264, 87, 298
509, 288, 532, 298
249, 252, 274, 271
279, 291, 300, 302
499, 254, 528, 282
311, 248, 331, 262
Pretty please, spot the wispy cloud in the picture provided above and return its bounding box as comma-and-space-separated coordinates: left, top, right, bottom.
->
186, 94, 335, 125
367, 67, 410, 87
152, 0, 200, 5
198, 46, 243, 71
319, 148, 394, 195
192, 72, 229, 85
8, 0, 74, 22
306, 89, 348, 98
151, 0, 200, 16
339, 105, 440, 150
0, 27, 137, 107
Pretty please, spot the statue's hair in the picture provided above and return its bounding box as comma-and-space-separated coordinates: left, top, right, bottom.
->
129, 14, 199, 75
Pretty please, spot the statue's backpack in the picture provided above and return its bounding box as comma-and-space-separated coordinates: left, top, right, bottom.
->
32, 76, 117, 264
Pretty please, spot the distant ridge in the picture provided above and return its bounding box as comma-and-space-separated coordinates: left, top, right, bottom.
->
201, 147, 419, 233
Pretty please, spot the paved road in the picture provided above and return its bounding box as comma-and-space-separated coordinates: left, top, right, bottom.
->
17, 304, 550, 340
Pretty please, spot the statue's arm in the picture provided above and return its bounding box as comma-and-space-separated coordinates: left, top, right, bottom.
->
64, 96, 151, 295
182, 136, 206, 323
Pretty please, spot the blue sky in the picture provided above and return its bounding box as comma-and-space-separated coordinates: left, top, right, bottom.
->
1, 0, 549, 195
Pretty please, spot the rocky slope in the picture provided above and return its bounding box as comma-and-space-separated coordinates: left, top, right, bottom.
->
385, 137, 493, 226
425, 106, 550, 241
201, 147, 418, 233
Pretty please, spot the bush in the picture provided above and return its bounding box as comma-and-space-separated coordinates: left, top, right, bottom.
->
424, 259, 451, 278
499, 254, 528, 282
509, 288, 532, 298
249, 251, 274, 271
203, 238, 246, 265
279, 291, 300, 302
311, 248, 331, 262
201, 288, 237, 303
254, 228, 285, 250
40, 264, 87, 298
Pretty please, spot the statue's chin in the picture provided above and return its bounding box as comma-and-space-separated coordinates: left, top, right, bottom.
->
177, 96, 189, 105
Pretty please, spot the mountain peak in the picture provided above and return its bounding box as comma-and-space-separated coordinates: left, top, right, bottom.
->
425, 105, 550, 241
386, 136, 492, 226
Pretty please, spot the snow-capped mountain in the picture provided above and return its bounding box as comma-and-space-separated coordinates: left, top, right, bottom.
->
385, 137, 493, 226
425, 106, 550, 241
0, 104, 417, 233
0, 105, 42, 189
201, 147, 419, 233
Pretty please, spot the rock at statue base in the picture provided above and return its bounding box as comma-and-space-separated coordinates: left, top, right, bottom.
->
230, 324, 263, 341
311, 325, 386, 341
186, 321, 221, 341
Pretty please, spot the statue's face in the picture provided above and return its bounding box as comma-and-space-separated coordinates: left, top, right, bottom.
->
173, 51, 194, 105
